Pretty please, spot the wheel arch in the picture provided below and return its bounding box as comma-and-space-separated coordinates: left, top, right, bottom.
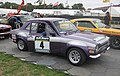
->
16, 37, 28, 51
16, 37, 27, 43
65, 46, 88, 58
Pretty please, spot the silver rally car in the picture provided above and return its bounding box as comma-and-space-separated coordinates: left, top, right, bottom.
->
10, 18, 110, 65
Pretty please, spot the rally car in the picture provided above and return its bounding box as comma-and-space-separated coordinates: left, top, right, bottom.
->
71, 18, 120, 49
0, 19, 12, 39
10, 18, 109, 65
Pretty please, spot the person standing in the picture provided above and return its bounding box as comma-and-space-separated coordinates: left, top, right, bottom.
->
104, 12, 112, 26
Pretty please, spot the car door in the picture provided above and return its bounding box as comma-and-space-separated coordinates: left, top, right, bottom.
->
25, 21, 41, 52
26, 21, 61, 54
74, 21, 98, 33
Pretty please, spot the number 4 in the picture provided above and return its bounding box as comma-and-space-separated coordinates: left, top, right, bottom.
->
40, 41, 44, 49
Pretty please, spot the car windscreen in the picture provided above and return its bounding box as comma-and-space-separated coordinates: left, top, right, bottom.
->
54, 20, 78, 33
93, 20, 106, 28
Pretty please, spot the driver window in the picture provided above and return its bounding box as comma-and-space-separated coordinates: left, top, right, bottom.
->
76, 21, 95, 28
37, 22, 56, 37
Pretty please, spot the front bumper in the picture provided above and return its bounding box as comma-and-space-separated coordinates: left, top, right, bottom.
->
0, 32, 10, 38
89, 47, 110, 58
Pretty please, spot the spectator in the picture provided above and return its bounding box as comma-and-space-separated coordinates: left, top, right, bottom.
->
38, 13, 44, 18
104, 12, 112, 26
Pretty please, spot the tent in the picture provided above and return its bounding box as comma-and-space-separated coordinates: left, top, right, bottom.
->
106, 7, 120, 17
0, 8, 27, 15
83, 9, 105, 16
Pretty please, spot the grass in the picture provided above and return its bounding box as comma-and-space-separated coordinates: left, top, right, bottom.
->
0, 52, 69, 76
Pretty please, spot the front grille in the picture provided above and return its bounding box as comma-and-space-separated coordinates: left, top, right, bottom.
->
100, 41, 108, 47
96, 41, 109, 54
0, 28, 10, 33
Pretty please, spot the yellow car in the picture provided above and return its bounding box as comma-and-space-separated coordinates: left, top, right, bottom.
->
71, 18, 120, 49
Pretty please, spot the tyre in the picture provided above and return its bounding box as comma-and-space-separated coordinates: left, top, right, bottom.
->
67, 48, 86, 66
110, 36, 120, 49
14, 22, 21, 29
17, 39, 28, 51
8, 18, 16, 29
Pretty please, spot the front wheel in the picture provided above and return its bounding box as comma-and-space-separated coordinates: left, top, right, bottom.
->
67, 48, 86, 66
17, 39, 28, 51
110, 36, 120, 49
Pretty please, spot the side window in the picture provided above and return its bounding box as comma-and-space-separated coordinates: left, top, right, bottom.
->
31, 23, 38, 31
77, 21, 95, 28
25, 22, 38, 33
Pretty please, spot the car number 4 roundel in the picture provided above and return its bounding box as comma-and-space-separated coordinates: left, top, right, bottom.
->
35, 36, 50, 53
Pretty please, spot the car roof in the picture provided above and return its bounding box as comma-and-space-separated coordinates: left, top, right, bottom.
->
29, 17, 68, 22
71, 18, 100, 21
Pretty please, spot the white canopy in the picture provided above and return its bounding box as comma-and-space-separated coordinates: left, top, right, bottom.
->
0, 8, 27, 14
106, 7, 120, 17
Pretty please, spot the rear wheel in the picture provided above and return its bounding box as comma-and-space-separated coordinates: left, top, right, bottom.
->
17, 39, 28, 51
67, 48, 86, 66
110, 36, 120, 49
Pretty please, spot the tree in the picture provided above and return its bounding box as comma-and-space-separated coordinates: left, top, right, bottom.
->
25, 3, 34, 12
0, 2, 3, 5
11, 3, 19, 9
72, 3, 83, 9
4, 2, 11, 8
0, 2, 4, 8
58, 3, 64, 9
72, 3, 85, 11
47, 3, 53, 9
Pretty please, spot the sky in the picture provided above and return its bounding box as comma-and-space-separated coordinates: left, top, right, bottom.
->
2, 0, 120, 9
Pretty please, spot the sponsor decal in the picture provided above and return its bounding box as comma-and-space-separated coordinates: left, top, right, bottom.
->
35, 36, 50, 53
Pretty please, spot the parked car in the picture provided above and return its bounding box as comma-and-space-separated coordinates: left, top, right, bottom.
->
0, 18, 12, 39
8, 15, 34, 29
10, 18, 109, 65
71, 18, 120, 49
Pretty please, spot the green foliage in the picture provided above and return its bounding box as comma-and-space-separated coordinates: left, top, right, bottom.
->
72, 3, 85, 11
0, 2, 85, 11
25, 3, 34, 12
46, 3, 53, 9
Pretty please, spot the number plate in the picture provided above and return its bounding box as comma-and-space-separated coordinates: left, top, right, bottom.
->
35, 36, 50, 53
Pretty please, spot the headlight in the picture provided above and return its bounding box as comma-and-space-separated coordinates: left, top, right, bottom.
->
88, 46, 95, 54
12, 34, 16, 39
